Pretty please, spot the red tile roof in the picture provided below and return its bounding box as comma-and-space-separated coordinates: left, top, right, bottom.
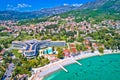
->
63, 49, 70, 57
71, 48, 77, 53
63, 49, 70, 53
92, 43, 97, 47
86, 46, 91, 49
70, 44, 75, 47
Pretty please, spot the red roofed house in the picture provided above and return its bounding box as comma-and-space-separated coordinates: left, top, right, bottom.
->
71, 48, 77, 54
70, 44, 75, 47
63, 49, 70, 57
69, 43, 78, 54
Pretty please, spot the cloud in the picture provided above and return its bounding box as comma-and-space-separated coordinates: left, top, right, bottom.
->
72, 4, 83, 7
6, 4, 15, 10
63, 3, 83, 7
6, 3, 32, 10
17, 4, 32, 8
63, 3, 69, 6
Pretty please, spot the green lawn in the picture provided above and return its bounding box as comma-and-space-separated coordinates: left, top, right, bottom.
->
11, 49, 22, 58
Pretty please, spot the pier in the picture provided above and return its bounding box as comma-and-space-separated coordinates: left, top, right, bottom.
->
74, 60, 82, 66
71, 58, 82, 66
59, 64, 68, 72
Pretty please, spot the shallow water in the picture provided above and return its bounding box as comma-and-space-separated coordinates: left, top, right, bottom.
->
43, 54, 120, 80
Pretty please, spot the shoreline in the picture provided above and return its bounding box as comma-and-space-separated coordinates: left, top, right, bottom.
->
30, 50, 120, 80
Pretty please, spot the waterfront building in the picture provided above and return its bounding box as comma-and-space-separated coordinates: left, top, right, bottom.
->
12, 40, 66, 58
63, 49, 70, 57
12, 41, 26, 49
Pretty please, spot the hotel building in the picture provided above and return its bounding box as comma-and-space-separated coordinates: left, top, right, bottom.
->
12, 40, 66, 58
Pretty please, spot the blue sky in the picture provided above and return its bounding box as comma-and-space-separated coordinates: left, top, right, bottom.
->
0, 0, 95, 11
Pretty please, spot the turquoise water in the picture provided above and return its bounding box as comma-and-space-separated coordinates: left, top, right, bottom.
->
44, 54, 120, 80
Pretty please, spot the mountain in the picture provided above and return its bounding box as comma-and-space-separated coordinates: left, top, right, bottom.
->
0, 6, 81, 20
58, 0, 120, 23
0, 0, 120, 20
80, 0, 120, 11
0, 11, 41, 20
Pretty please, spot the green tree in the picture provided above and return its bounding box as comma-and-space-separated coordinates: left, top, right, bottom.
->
91, 47, 95, 53
0, 46, 2, 52
76, 44, 81, 51
51, 36, 58, 41
81, 44, 87, 51
57, 48, 64, 59
76, 36, 84, 42
98, 47, 104, 54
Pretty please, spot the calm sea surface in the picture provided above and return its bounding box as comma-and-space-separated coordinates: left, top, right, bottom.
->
44, 54, 120, 80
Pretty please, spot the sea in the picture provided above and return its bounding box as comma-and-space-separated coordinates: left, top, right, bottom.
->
44, 54, 120, 80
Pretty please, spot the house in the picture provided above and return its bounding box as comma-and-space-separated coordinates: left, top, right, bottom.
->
63, 49, 70, 57
71, 48, 77, 54
69, 43, 77, 54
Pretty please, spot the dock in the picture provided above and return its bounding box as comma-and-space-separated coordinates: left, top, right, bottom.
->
74, 60, 82, 66
59, 64, 68, 72
71, 58, 82, 66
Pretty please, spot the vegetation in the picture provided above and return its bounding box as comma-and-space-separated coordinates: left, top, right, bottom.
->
0, 65, 6, 79
98, 47, 104, 54
12, 55, 50, 78
0, 32, 10, 36
87, 28, 120, 51
0, 51, 14, 79
15, 0, 120, 25
58, 9, 120, 24
10, 49, 22, 58
0, 46, 2, 52
0, 0, 120, 79
0, 26, 6, 32
91, 47, 95, 53
18, 17, 49, 25
57, 48, 64, 59
76, 36, 84, 42
0, 48, 50, 79
0, 36, 14, 48
76, 44, 87, 51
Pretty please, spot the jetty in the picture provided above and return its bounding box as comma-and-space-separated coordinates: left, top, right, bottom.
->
74, 60, 82, 66
71, 58, 82, 66
59, 64, 68, 72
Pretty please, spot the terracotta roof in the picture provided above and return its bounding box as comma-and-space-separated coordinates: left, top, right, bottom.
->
70, 44, 75, 47
63, 49, 70, 53
92, 43, 97, 47
71, 48, 77, 53
86, 46, 91, 49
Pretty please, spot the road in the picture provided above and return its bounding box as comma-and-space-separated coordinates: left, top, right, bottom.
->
2, 63, 15, 80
